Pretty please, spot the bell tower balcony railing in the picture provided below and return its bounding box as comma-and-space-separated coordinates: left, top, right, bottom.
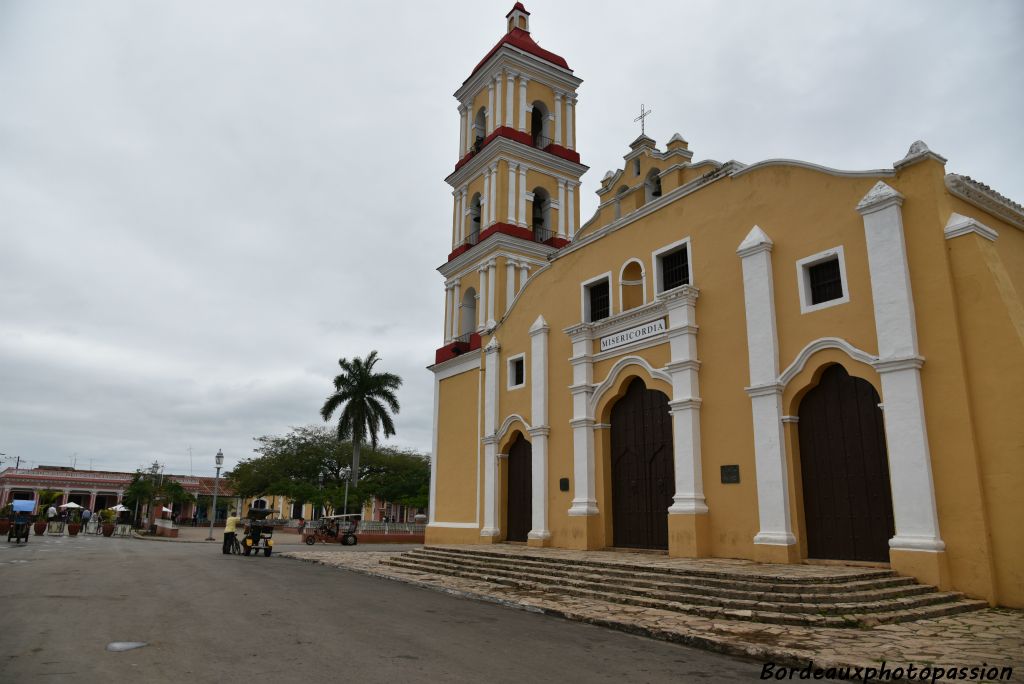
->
434, 331, 482, 365
454, 127, 581, 172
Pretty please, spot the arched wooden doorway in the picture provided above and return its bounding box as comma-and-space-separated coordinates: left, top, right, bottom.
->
505, 433, 532, 542
610, 378, 674, 549
798, 365, 895, 562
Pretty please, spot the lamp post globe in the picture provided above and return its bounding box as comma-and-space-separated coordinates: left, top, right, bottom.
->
206, 449, 225, 542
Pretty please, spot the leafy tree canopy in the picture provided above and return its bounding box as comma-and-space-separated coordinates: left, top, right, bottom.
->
228, 425, 429, 514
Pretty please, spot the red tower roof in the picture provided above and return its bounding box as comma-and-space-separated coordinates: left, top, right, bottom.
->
506, 2, 530, 17
468, 5, 570, 82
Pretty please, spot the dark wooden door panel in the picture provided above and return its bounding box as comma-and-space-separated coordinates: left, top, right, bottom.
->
799, 365, 894, 562
611, 379, 673, 549
506, 434, 532, 542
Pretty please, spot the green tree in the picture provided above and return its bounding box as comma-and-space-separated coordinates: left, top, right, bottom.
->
319, 350, 401, 484
36, 489, 62, 522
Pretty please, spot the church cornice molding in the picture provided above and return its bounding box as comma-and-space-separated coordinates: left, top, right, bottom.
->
456, 47, 581, 103
438, 238, 554, 279
446, 137, 588, 188
945, 173, 1024, 231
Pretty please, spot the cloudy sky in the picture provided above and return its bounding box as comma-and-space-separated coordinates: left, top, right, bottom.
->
1, 1, 1021, 478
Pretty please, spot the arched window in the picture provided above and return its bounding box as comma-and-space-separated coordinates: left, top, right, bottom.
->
460, 287, 477, 337
644, 169, 662, 203
251, 498, 267, 510
473, 107, 487, 151
531, 187, 551, 239
620, 260, 646, 312
531, 101, 549, 148
469, 193, 482, 243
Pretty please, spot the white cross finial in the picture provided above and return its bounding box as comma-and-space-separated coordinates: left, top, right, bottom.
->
634, 104, 652, 135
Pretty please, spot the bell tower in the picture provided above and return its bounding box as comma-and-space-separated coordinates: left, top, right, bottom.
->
436, 4, 588, 364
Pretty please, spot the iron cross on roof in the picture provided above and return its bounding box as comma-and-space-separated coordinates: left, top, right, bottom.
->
634, 104, 652, 135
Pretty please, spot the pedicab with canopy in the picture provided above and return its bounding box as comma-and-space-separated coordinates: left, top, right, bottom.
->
241, 508, 276, 557
7, 499, 34, 544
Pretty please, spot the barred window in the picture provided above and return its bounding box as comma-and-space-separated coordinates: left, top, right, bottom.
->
588, 280, 610, 322
809, 258, 842, 304
661, 247, 689, 291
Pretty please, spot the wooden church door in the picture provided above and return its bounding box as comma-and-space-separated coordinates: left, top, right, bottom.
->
610, 379, 674, 549
798, 365, 895, 562
506, 434, 532, 542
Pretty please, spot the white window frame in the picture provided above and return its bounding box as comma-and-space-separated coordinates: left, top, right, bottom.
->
507, 353, 526, 390
618, 258, 647, 313
580, 271, 613, 323
796, 245, 850, 314
651, 236, 693, 295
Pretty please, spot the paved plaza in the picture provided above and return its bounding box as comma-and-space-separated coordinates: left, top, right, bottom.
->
0, 533, 759, 683
282, 545, 1024, 677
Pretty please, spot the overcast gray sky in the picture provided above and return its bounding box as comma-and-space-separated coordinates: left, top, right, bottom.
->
1, 1, 1021, 478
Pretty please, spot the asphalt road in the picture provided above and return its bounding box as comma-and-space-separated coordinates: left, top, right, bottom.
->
0, 534, 762, 683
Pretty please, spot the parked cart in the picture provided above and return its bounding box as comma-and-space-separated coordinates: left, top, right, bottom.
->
241, 508, 276, 557
304, 514, 359, 546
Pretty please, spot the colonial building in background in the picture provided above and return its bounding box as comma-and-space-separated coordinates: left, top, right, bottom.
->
427, 4, 1024, 608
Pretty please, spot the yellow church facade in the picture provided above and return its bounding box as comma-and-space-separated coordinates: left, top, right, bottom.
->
427, 5, 1024, 609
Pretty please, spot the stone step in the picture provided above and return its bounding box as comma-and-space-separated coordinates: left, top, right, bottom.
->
402, 551, 937, 609
383, 557, 987, 628
413, 547, 918, 596
389, 555, 963, 618
421, 545, 900, 589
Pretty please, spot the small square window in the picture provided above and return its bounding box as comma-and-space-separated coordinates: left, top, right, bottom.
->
796, 246, 850, 314
587, 280, 610, 322
507, 355, 525, 389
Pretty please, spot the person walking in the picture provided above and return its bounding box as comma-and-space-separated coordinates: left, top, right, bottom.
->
81, 507, 92, 531
47, 505, 57, 522
297, 517, 306, 540
222, 510, 241, 554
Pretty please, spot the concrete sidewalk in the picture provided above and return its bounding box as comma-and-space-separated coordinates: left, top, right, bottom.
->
281, 547, 1023, 677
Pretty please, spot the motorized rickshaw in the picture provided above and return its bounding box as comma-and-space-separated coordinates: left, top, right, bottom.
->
304, 514, 359, 546
241, 508, 275, 557
7, 500, 34, 544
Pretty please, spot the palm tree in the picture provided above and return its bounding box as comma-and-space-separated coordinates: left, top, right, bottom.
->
320, 350, 401, 484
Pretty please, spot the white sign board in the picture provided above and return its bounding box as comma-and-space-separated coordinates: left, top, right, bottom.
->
599, 318, 666, 352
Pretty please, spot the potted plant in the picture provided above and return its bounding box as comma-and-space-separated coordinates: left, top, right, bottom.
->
100, 508, 116, 537
0, 503, 11, 536
67, 509, 82, 536
35, 489, 62, 535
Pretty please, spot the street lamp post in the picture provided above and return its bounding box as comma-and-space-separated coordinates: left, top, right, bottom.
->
205, 449, 224, 542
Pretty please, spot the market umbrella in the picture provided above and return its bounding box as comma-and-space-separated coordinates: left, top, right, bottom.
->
59, 502, 82, 509
111, 504, 129, 512
161, 506, 173, 513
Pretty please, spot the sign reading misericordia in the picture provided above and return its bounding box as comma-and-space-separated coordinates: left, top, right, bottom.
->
599, 319, 667, 352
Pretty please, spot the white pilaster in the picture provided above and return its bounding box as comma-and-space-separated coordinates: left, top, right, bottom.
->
486, 259, 497, 328
554, 92, 563, 146
489, 164, 498, 227
458, 104, 467, 158
659, 286, 707, 515
557, 179, 566, 237
518, 166, 528, 227
568, 326, 598, 516
444, 283, 453, 343
494, 74, 502, 131
507, 162, 518, 224
477, 264, 488, 331
528, 315, 551, 540
486, 82, 495, 135
518, 262, 530, 293
505, 71, 516, 129
458, 188, 467, 244
481, 172, 490, 227
505, 259, 516, 313
567, 182, 577, 239
737, 226, 796, 547
481, 337, 501, 537
451, 279, 461, 340
517, 76, 529, 133
857, 181, 944, 553
566, 95, 575, 150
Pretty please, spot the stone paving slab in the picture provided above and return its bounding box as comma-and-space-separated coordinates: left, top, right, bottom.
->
280, 548, 1023, 677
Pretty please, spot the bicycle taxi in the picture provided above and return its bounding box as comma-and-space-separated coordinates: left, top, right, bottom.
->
7, 500, 34, 544
304, 514, 359, 546
240, 508, 276, 557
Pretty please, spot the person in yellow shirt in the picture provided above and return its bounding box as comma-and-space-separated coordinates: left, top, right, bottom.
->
222, 511, 242, 554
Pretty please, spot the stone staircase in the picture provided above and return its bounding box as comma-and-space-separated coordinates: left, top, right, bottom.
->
382, 546, 987, 628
